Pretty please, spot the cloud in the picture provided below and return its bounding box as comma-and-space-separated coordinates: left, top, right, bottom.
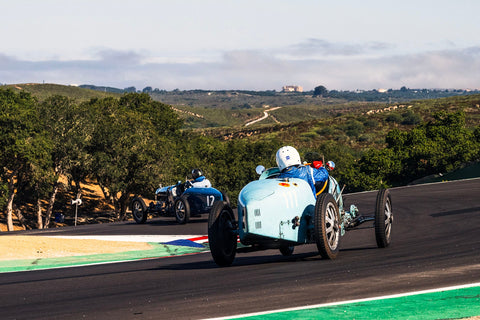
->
94, 49, 144, 66
287, 38, 394, 57
1, 45, 480, 91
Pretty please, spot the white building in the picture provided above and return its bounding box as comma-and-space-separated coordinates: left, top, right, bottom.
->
282, 85, 303, 92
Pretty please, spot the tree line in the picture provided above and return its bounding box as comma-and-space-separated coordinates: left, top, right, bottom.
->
0, 89, 182, 230
313, 85, 479, 102
1, 88, 480, 230
81, 84, 480, 103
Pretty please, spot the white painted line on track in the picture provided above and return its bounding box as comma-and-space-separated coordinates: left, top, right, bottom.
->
203, 282, 480, 320
49, 235, 207, 243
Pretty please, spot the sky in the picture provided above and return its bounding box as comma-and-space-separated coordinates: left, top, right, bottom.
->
1, 0, 480, 91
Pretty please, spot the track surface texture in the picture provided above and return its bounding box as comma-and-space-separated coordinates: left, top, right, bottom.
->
1, 179, 479, 319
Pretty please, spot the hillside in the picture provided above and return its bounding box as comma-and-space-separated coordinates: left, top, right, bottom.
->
3, 83, 120, 102
154, 90, 480, 129
198, 94, 480, 151
5, 82, 480, 154
6, 83, 480, 131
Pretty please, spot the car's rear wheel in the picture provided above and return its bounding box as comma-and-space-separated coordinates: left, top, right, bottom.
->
131, 197, 147, 224
315, 193, 341, 259
208, 201, 237, 267
174, 196, 190, 224
279, 244, 294, 256
375, 189, 393, 248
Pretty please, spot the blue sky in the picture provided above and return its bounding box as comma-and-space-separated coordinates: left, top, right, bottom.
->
1, 0, 480, 91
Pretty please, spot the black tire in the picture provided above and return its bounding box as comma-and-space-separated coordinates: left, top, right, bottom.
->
221, 191, 230, 206
314, 193, 341, 259
279, 245, 294, 256
131, 197, 148, 224
208, 201, 237, 267
375, 189, 393, 248
174, 196, 190, 224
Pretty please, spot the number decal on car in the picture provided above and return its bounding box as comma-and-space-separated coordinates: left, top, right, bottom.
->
206, 195, 215, 206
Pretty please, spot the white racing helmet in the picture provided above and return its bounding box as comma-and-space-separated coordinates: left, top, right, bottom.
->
276, 146, 301, 171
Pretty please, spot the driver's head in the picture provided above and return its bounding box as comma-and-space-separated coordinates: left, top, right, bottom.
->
191, 168, 203, 180
276, 146, 301, 171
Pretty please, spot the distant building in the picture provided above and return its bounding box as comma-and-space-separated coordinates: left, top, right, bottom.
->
282, 85, 303, 93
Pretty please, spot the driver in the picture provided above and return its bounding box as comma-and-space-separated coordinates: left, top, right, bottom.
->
189, 168, 212, 188
175, 168, 212, 195
276, 146, 329, 197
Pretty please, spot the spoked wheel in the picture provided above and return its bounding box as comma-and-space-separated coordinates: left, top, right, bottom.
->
315, 193, 341, 259
174, 196, 190, 224
279, 244, 294, 256
375, 189, 393, 248
208, 201, 237, 267
131, 197, 147, 224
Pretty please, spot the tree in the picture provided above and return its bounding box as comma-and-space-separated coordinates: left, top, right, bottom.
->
358, 110, 480, 188
35, 95, 95, 228
401, 109, 422, 125
142, 86, 153, 93
119, 93, 182, 136
313, 85, 328, 97
88, 93, 182, 220
345, 120, 364, 138
124, 86, 136, 93
385, 113, 402, 123
0, 89, 52, 231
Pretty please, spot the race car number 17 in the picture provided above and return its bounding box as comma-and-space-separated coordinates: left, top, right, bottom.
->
206, 195, 215, 206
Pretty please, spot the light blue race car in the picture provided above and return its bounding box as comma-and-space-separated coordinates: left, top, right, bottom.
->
208, 164, 392, 266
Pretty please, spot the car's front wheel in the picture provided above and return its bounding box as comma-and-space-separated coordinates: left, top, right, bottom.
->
174, 196, 190, 224
208, 201, 237, 267
131, 197, 147, 224
279, 244, 294, 256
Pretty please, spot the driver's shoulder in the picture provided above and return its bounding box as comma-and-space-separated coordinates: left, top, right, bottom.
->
279, 165, 308, 177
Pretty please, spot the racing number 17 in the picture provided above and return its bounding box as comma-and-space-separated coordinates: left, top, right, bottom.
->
206, 195, 215, 206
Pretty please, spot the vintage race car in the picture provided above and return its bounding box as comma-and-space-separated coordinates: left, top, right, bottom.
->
208, 165, 393, 266
131, 181, 229, 224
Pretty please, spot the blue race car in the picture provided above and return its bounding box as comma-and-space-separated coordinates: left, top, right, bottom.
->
208, 164, 392, 266
131, 181, 229, 224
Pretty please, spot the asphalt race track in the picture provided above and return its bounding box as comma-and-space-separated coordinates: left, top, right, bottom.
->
1, 179, 479, 319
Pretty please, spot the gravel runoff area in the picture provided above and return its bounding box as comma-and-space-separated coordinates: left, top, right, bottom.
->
0, 236, 152, 260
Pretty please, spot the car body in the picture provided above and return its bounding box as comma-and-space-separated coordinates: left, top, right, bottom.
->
131, 181, 228, 224
208, 165, 392, 266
